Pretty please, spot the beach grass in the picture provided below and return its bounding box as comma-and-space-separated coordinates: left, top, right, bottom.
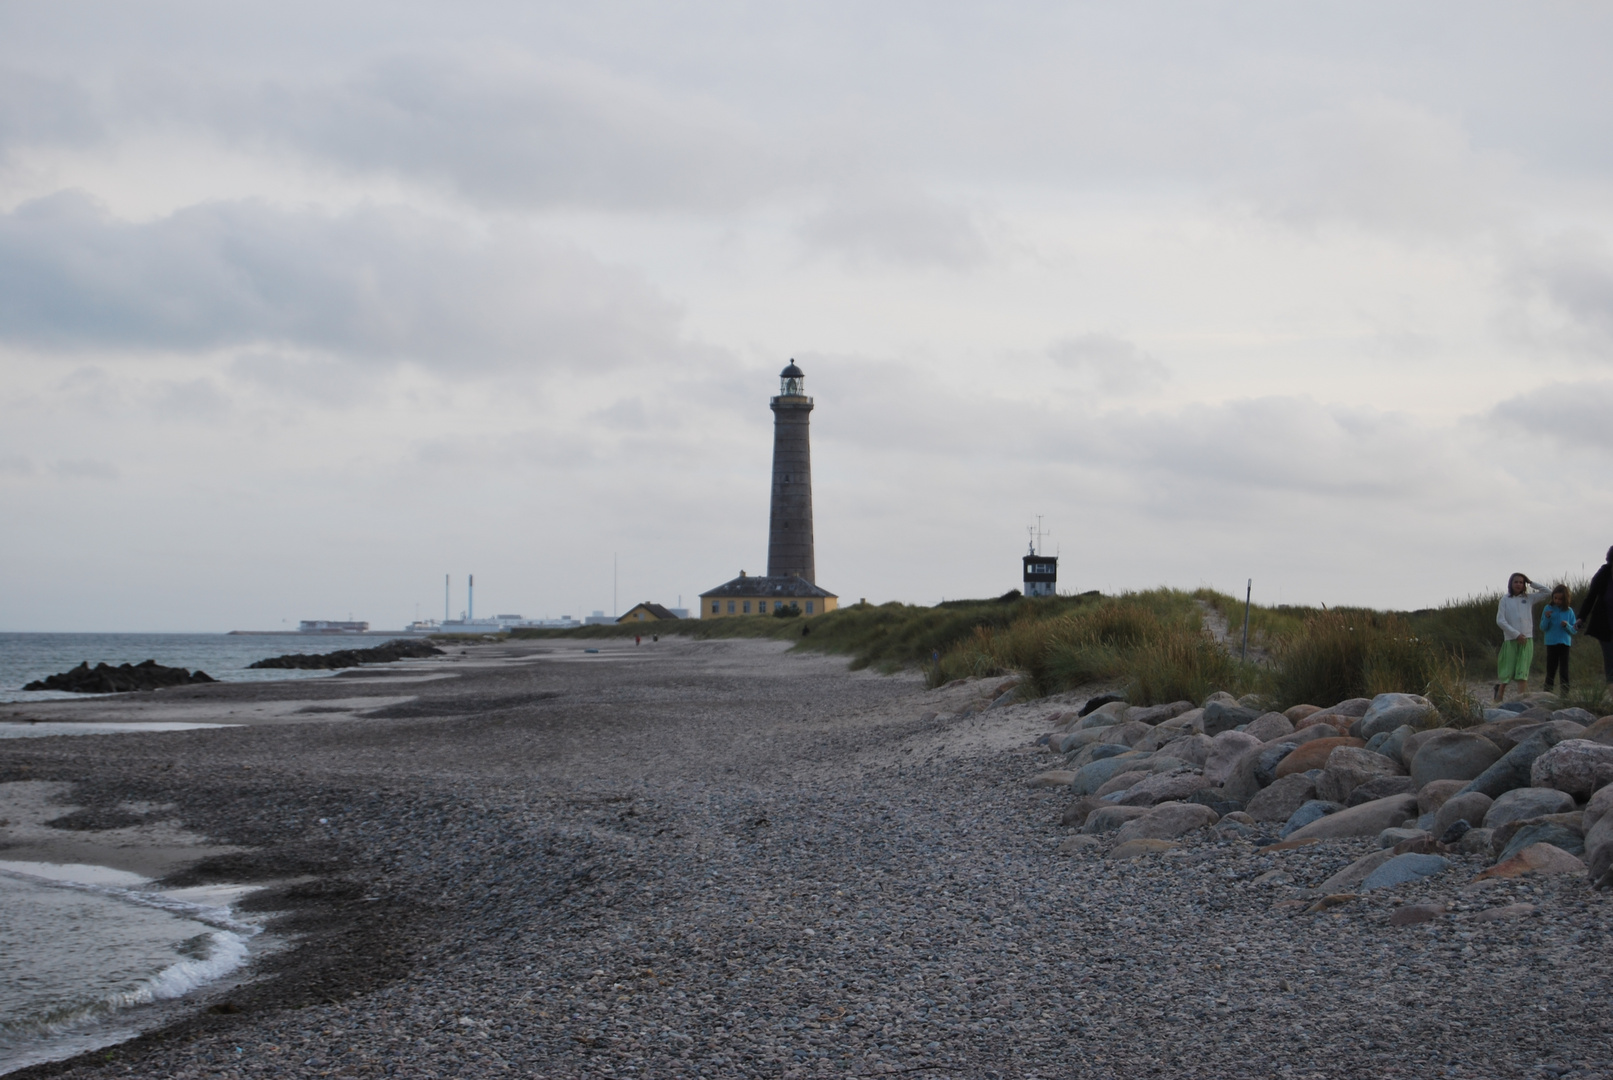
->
508, 585, 1609, 711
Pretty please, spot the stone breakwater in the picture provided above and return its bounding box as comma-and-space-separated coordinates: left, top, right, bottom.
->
1029, 687, 1613, 905
22, 660, 216, 693
247, 639, 444, 670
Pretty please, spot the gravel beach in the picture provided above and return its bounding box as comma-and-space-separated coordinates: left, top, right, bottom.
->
3, 636, 1610, 1079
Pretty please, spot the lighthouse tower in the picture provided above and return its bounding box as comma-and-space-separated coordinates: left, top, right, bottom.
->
767, 361, 815, 582
699, 361, 839, 619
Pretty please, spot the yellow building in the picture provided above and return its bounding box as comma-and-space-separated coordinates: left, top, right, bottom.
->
617, 602, 680, 624
699, 570, 839, 619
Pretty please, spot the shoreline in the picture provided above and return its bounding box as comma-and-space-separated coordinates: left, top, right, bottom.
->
2, 636, 1609, 1079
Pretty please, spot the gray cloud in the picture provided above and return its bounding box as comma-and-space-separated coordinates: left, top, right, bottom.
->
1491, 380, 1613, 452
134, 52, 795, 213
51, 457, 118, 480
0, 192, 684, 371
1238, 96, 1514, 238
1048, 334, 1169, 394
1510, 231, 1613, 350
799, 186, 991, 268
0, 68, 101, 162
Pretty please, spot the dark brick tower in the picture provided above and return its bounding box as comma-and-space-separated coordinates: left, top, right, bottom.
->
767, 361, 815, 583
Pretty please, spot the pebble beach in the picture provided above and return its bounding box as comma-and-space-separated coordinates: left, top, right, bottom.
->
2, 636, 1611, 1079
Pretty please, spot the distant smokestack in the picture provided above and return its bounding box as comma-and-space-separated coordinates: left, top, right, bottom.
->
444, 574, 450, 623
469, 574, 475, 622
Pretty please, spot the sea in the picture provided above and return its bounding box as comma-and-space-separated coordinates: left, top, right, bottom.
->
0, 632, 394, 1072
0, 864, 268, 1074
0, 631, 400, 704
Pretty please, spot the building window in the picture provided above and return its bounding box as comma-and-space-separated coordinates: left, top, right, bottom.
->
806, 601, 814, 614
711, 602, 718, 614
727, 601, 735, 613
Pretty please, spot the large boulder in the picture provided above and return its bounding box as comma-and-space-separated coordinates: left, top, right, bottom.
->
1204, 731, 1264, 783
1069, 754, 1152, 795
1315, 849, 1397, 893
1354, 693, 1437, 740
1553, 707, 1599, 725
1275, 737, 1366, 779
1506, 720, 1588, 746
1457, 729, 1567, 799
1203, 701, 1262, 737
1131, 724, 1189, 754
1094, 770, 1151, 797
1098, 721, 1153, 746
1274, 724, 1343, 747
1583, 786, 1613, 886
1476, 843, 1586, 880
1076, 701, 1130, 729
1280, 800, 1343, 838
1530, 740, 1613, 800
1417, 779, 1467, 815
1432, 792, 1493, 839
1299, 698, 1371, 730
1409, 732, 1504, 789
1245, 712, 1295, 742
1222, 744, 1299, 804
1245, 773, 1320, 823
1361, 852, 1450, 892
1581, 716, 1613, 746
1587, 784, 1613, 832
1495, 820, 1586, 864
1116, 770, 1215, 806
1060, 796, 1103, 827
1376, 725, 1416, 766
1286, 793, 1421, 841
1284, 704, 1324, 724
1125, 701, 1195, 726
1400, 727, 1459, 769
1347, 775, 1415, 806
1112, 801, 1220, 843
1315, 747, 1404, 804
1081, 805, 1151, 834
1483, 788, 1575, 832
1168, 733, 1214, 767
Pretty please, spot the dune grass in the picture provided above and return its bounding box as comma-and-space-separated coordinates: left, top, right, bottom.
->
509, 585, 1610, 715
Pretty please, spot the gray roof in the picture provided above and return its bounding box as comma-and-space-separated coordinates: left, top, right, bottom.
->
700, 574, 837, 599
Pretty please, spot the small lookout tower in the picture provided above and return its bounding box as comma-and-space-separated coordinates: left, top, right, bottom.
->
1022, 520, 1057, 597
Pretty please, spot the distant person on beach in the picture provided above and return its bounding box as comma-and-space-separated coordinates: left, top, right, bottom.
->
1540, 585, 1577, 694
1495, 572, 1549, 702
1575, 546, 1613, 688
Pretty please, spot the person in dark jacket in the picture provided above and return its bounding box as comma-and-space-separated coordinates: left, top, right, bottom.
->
1576, 546, 1613, 686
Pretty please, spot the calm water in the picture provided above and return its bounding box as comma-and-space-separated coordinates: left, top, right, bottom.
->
0, 632, 406, 703
0, 864, 263, 1075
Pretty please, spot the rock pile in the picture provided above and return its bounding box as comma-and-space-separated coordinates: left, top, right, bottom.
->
22, 659, 217, 693
1034, 690, 1613, 893
249, 638, 445, 670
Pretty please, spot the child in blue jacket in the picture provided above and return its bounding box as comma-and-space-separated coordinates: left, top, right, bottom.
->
1541, 584, 1577, 693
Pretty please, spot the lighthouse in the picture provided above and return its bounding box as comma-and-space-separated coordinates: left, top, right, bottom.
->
767, 361, 815, 582
700, 361, 839, 619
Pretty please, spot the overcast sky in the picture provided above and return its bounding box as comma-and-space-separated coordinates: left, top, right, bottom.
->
3, 2, 1611, 631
